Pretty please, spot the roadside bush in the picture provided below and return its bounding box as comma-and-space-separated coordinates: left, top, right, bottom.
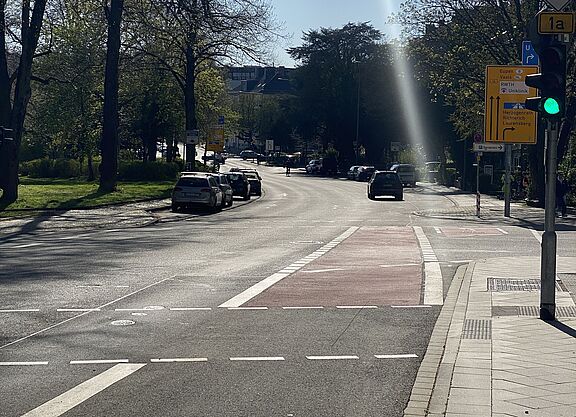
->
118, 161, 181, 181
20, 158, 80, 178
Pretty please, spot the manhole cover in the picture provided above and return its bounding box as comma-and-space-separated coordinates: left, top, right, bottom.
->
110, 320, 135, 326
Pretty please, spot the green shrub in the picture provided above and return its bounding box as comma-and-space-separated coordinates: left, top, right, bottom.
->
20, 158, 80, 178
118, 161, 181, 181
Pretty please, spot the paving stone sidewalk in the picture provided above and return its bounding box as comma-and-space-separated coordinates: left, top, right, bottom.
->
0, 198, 171, 234
404, 257, 576, 417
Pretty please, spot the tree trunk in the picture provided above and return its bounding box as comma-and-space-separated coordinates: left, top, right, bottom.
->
99, 0, 124, 193
0, 0, 47, 208
184, 43, 197, 169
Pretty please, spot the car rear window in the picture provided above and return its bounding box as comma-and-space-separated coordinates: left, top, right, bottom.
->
245, 173, 258, 179
177, 177, 209, 187
398, 165, 414, 172
226, 174, 243, 182
374, 173, 400, 184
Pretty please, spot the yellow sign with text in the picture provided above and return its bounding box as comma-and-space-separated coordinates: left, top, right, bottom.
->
206, 127, 225, 152
484, 66, 538, 144
538, 12, 575, 34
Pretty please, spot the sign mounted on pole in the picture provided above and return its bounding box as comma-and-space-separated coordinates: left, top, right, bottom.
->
473, 142, 505, 153
538, 12, 575, 34
484, 65, 538, 144
265, 139, 274, 152
522, 41, 539, 65
206, 126, 224, 152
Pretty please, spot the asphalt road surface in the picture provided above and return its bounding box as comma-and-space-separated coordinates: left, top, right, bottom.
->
1, 159, 570, 417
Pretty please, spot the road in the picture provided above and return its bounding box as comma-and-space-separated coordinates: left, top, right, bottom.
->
1, 159, 571, 416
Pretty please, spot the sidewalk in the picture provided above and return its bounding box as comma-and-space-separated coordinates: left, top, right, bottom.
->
404, 257, 576, 417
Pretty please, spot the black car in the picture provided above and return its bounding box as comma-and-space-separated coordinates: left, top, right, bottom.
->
244, 172, 262, 196
224, 172, 251, 201
356, 166, 376, 181
367, 171, 403, 201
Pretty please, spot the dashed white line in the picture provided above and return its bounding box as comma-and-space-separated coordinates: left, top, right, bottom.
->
219, 227, 359, 308
0, 309, 40, 313
302, 268, 345, 274
21, 363, 146, 417
230, 357, 285, 361
227, 307, 268, 311
12, 243, 42, 249
306, 355, 359, 360
57, 308, 101, 312
0, 361, 48, 366
151, 358, 207, 363
391, 305, 432, 309
336, 305, 378, 309
375, 354, 418, 359
70, 359, 129, 365
282, 306, 324, 310
169, 307, 212, 311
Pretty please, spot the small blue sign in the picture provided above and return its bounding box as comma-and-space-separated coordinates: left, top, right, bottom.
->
504, 102, 526, 110
218, 115, 225, 125
522, 41, 539, 65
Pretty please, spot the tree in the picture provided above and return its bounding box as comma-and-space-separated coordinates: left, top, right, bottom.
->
0, 0, 48, 207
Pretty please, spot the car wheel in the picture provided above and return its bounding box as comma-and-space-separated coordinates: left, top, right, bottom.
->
227, 198, 233, 207
396, 193, 403, 201
368, 193, 375, 200
243, 193, 250, 201
171, 204, 179, 212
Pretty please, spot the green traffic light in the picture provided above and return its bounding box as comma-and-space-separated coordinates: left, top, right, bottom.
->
543, 97, 561, 115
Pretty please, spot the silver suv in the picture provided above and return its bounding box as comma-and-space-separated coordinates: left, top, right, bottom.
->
171, 173, 223, 212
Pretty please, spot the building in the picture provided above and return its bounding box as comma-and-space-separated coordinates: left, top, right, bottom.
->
226, 66, 294, 95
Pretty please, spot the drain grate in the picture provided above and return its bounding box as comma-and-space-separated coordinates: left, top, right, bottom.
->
492, 306, 576, 317
462, 319, 492, 339
487, 278, 563, 292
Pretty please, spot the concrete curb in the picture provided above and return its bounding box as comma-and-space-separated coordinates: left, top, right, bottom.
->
403, 262, 475, 417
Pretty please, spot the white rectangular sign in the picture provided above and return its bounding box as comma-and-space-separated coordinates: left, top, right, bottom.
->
473, 142, 505, 153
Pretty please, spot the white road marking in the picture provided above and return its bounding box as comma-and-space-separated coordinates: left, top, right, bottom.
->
302, 268, 345, 274
375, 354, 418, 359
0, 276, 174, 350
379, 263, 419, 268
230, 357, 285, 361
57, 234, 92, 240
227, 307, 268, 311
413, 226, 443, 306
530, 228, 542, 244
0, 361, 48, 366
169, 307, 212, 311
434, 226, 442, 234
57, 309, 101, 312
0, 309, 40, 313
336, 305, 378, 309
12, 243, 42, 249
70, 359, 129, 365
282, 306, 324, 310
151, 358, 207, 363
496, 228, 509, 235
391, 305, 432, 309
21, 363, 146, 417
306, 355, 359, 360
219, 227, 359, 308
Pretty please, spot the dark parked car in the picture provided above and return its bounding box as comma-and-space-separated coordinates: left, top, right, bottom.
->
224, 172, 251, 201
356, 166, 376, 181
367, 171, 403, 201
244, 172, 262, 196
347, 165, 361, 180
213, 174, 234, 207
229, 168, 262, 180
202, 153, 226, 164
239, 150, 260, 160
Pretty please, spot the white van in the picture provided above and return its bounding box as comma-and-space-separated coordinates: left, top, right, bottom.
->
390, 164, 417, 187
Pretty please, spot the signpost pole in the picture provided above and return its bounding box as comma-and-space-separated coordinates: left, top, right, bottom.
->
540, 120, 558, 321
476, 153, 481, 217
504, 144, 512, 217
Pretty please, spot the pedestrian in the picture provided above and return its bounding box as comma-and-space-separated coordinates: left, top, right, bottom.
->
285, 158, 292, 177
556, 175, 568, 218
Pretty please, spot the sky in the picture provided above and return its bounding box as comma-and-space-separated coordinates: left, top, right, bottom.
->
268, 0, 404, 67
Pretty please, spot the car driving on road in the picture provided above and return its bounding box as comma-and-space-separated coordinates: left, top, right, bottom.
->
367, 171, 403, 201
224, 172, 251, 201
171, 173, 223, 212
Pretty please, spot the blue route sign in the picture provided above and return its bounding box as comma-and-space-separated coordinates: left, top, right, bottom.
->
522, 41, 539, 66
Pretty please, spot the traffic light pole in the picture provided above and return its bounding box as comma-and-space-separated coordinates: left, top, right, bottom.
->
540, 120, 558, 321
504, 144, 512, 217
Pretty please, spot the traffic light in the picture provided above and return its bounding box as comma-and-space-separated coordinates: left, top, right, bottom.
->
525, 43, 567, 119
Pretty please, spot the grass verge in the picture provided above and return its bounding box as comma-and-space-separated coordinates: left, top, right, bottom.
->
1, 177, 173, 217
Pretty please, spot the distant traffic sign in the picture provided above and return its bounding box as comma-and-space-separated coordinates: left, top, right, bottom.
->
207, 126, 224, 152
522, 41, 539, 65
473, 143, 505, 153
484, 66, 538, 144
538, 12, 575, 34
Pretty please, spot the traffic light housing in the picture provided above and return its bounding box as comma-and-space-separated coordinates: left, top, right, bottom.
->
525, 43, 567, 119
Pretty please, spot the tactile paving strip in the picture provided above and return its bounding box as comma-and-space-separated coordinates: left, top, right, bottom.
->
487, 278, 563, 292
462, 319, 492, 339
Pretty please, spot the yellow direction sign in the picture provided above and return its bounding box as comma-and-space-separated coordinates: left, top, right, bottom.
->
484, 66, 538, 144
538, 12, 575, 34
206, 126, 224, 152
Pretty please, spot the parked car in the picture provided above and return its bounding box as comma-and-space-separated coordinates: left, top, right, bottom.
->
356, 166, 376, 181
367, 171, 403, 201
305, 159, 322, 174
171, 173, 223, 212
240, 150, 260, 160
224, 172, 251, 201
390, 163, 417, 187
202, 153, 226, 164
229, 168, 262, 180
347, 165, 361, 180
213, 174, 234, 207
244, 172, 262, 196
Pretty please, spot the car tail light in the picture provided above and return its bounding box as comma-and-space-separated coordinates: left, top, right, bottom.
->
200, 188, 211, 193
